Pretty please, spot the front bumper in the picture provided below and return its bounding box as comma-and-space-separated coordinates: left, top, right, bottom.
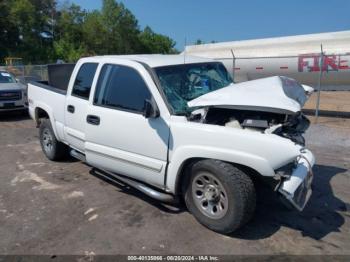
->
278, 149, 315, 211
0, 96, 27, 111
0, 104, 27, 111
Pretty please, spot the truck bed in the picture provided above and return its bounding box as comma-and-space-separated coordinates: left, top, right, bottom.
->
28, 81, 67, 141
31, 81, 67, 95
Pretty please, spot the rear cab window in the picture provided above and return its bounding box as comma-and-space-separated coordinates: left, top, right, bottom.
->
71, 63, 98, 99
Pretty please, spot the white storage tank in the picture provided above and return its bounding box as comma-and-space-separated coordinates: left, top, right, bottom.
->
184, 31, 350, 90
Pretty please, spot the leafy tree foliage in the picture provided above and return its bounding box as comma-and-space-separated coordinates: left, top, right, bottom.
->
1, 0, 56, 63
140, 26, 177, 54
1, 0, 177, 64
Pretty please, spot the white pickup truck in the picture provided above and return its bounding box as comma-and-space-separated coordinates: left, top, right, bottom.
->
28, 55, 315, 233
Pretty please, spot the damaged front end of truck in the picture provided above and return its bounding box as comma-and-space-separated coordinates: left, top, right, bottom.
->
187, 76, 315, 210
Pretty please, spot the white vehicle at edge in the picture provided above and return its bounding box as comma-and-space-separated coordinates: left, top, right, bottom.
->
0, 70, 28, 112
28, 55, 315, 233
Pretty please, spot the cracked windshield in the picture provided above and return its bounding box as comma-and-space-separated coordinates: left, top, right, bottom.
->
155, 62, 233, 114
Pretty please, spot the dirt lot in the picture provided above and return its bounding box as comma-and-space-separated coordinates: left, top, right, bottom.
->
304, 91, 350, 112
0, 112, 349, 255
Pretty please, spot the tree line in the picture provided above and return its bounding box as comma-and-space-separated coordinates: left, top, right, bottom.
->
0, 0, 177, 64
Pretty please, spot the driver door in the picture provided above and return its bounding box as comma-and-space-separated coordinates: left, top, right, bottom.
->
85, 61, 170, 188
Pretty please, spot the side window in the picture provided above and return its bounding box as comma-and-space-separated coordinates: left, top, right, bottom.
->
94, 64, 152, 113
72, 63, 98, 99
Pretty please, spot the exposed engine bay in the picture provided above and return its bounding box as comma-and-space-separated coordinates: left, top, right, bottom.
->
189, 107, 310, 146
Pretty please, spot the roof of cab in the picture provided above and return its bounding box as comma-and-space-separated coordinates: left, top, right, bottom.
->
82, 54, 215, 68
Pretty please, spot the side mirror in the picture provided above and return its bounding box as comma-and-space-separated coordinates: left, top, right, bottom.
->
143, 99, 160, 119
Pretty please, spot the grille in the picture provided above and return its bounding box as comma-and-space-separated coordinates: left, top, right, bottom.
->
0, 90, 22, 101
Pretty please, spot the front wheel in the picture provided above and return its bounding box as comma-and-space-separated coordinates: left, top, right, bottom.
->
184, 159, 256, 234
39, 119, 68, 161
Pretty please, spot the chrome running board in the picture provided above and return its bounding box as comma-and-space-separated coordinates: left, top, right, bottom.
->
93, 168, 176, 204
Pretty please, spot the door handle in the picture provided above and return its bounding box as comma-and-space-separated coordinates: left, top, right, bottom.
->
86, 115, 100, 125
67, 105, 75, 113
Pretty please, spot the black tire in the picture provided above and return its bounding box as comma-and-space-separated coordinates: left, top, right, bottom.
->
184, 159, 256, 234
39, 119, 68, 161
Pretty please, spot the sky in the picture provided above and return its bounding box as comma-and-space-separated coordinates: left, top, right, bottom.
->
63, 0, 350, 50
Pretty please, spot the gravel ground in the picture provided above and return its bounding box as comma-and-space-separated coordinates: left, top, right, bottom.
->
0, 112, 349, 255
304, 91, 350, 112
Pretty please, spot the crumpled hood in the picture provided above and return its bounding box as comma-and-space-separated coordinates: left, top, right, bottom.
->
188, 76, 313, 114
0, 83, 25, 91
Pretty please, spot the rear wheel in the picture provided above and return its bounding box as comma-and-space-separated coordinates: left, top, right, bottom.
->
39, 119, 68, 161
184, 159, 256, 234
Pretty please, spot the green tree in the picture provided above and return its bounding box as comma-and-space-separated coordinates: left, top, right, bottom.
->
82, 11, 106, 55
53, 39, 86, 62
101, 0, 141, 54
0, 1, 13, 61
53, 3, 87, 62
139, 26, 177, 54
1, 0, 177, 64
5, 0, 56, 63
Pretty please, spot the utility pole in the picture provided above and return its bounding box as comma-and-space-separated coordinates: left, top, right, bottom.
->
230, 49, 235, 82
315, 44, 324, 121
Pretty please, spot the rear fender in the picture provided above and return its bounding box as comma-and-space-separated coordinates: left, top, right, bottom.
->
34, 103, 59, 139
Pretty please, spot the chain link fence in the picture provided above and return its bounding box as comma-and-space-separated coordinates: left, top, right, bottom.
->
0, 65, 48, 83
211, 49, 350, 118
